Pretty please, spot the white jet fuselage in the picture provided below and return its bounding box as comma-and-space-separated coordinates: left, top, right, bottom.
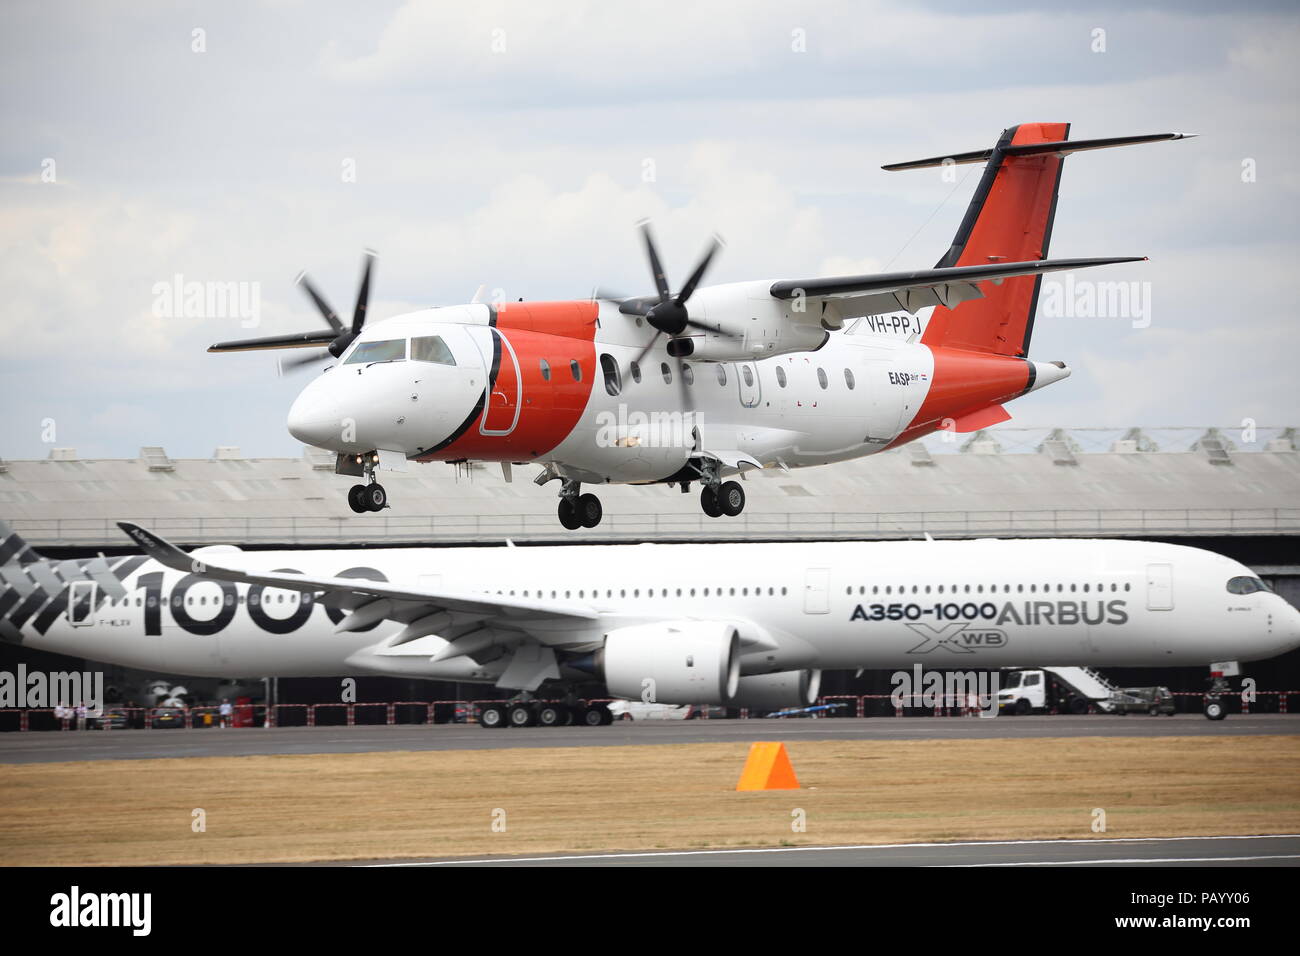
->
19, 538, 1299, 685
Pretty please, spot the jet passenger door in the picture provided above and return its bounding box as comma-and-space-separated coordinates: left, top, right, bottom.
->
1146, 564, 1174, 611
804, 568, 830, 614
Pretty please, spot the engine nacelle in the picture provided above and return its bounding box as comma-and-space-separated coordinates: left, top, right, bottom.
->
729, 669, 822, 711
601, 621, 741, 705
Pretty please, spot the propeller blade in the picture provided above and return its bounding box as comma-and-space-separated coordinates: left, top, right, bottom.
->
295, 273, 343, 333
277, 350, 329, 376
634, 330, 662, 367
639, 221, 672, 303
676, 235, 722, 304
352, 250, 375, 334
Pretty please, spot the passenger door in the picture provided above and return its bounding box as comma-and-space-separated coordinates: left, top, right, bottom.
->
1146, 564, 1174, 611
479, 328, 522, 436
804, 568, 830, 614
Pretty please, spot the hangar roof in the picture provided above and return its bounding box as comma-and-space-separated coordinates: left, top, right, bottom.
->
2, 427, 1296, 548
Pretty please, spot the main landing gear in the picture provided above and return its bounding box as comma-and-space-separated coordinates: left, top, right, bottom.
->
557, 479, 602, 530
478, 700, 613, 728
699, 480, 745, 518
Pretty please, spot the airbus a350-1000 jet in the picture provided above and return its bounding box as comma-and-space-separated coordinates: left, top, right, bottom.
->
2, 521, 1294, 725
209, 124, 1191, 528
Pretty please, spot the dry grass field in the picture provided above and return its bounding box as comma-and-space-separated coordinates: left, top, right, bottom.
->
2, 735, 1297, 865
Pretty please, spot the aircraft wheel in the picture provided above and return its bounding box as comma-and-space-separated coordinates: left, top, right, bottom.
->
536, 703, 566, 727
364, 483, 387, 512
507, 703, 537, 727
347, 484, 368, 513
1204, 700, 1227, 721
718, 480, 745, 516
577, 493, 603, 528
558, 498, 582, 530
700, 486, 723, 518
479, 704, 506, 729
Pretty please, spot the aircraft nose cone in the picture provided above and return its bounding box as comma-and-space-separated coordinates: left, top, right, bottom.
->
287, 383, 343, 448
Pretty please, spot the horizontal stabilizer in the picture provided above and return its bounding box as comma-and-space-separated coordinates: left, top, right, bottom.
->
882, 132, 1194, 171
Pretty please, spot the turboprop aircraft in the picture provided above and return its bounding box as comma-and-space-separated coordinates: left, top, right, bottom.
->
208, 124, 1192, 528
2, 521, 1294, 726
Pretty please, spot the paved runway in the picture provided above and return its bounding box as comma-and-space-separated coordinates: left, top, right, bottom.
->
0, 714, 1295, 764
355, 834, 1300, 867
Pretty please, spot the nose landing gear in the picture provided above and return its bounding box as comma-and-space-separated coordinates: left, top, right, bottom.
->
347, 455, 388, 514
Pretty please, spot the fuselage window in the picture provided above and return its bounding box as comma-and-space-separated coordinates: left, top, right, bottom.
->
776, 367, 787, 388
411, 335, 456, 365
630, 361, 642, 384
570, 359, 582, 382
845, 368, 856, 389
683, 363, 694, 386
344, 339, 406, 365
742, 366, 754, 387
661, 362, 672, 384
716, 365, 727, 386
817, 367, 828, 389
599, 353, 621, 397
540, 359, 551, 381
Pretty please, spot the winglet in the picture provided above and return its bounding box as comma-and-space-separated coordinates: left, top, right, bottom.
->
117, 522, 195, 572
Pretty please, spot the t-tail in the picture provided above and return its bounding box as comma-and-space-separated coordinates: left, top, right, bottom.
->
885, 125, 1193, 357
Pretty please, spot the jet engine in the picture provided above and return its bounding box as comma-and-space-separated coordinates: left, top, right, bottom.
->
730, 669, 822, 710
600, 621, 741, 705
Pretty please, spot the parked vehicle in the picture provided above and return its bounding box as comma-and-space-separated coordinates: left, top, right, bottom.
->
1108, 686, 1177, 715
149, 706, 187, 729
85, 706, 129, 730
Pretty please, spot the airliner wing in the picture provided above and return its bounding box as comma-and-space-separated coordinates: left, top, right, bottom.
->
117, 523, 596, 632
769, 255, 1144, 321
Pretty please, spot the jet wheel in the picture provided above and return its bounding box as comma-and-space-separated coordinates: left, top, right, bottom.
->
364, 483, 387, 512
718, 480, 745, 516
347, 484, 368, 514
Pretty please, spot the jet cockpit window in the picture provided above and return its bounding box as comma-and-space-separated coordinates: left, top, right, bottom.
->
343, 339, 406, 365
1226, 576, 1273, 595
411, 335, 456, 365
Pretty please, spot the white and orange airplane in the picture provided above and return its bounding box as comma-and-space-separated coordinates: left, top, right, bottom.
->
211, 124, 1191, 528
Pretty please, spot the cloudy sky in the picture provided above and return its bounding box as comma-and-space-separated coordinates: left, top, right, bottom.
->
1, 0, 1297, 460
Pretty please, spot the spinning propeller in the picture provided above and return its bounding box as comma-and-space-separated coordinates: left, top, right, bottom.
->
207, 251, 376, 375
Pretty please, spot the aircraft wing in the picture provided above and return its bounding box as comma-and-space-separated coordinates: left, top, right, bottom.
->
117, 522, 597, 638
769, 255, 1144, 321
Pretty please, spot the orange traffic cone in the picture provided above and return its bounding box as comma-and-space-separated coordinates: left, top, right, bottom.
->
736, 741, 800, 791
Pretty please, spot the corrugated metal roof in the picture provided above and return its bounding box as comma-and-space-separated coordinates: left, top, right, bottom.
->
1, 431, 1297, 547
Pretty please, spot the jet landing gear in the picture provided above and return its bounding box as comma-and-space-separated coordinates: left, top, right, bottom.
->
478, 699, 612, 728
557, 480, 602, 530
700, 480, 745, 518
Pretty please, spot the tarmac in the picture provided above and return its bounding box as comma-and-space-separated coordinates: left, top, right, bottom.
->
1, 713, 1295, 764
350, 833, 1300, 867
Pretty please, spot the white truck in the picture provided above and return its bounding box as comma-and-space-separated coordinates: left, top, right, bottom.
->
997, 667, 1119, 715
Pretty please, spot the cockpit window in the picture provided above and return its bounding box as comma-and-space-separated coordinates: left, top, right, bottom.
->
343, 339, 406, 365
1226, 576, 1273, 595
411, 335, 456, 365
